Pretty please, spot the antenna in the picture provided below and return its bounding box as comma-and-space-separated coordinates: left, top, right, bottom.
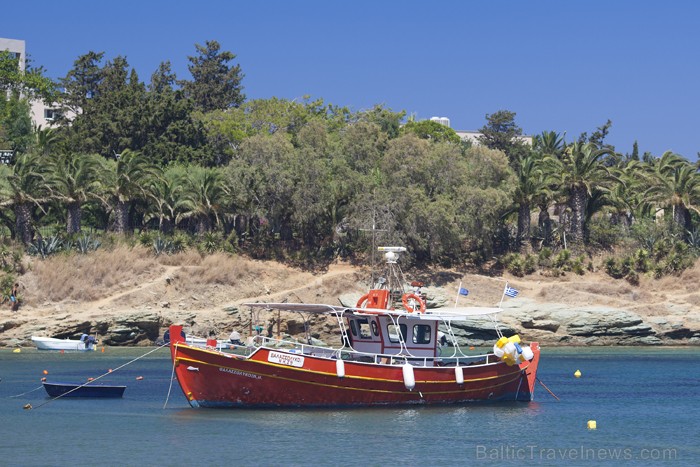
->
359, 208, 386, 287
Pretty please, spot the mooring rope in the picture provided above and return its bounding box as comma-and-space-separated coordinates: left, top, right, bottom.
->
9, 385, 43, 398
536, 377, 560, 401
26, 342, 170, 411
162, 344, 178, 409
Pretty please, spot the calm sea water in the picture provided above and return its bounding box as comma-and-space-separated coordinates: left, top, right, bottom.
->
1, 346, 698, 466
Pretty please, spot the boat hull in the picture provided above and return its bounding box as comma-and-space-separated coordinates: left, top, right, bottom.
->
31, 336, 95, 351
169, 328, 540, 408
42, 382, 126, 398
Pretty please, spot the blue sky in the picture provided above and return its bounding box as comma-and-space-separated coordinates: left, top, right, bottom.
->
5, 1, 700, 159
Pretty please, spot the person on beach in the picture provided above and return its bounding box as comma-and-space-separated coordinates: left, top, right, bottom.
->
9, 283, 19, 311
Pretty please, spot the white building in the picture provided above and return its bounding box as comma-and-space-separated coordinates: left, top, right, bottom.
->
429, 116, 451, 127
1, 37, 68, 130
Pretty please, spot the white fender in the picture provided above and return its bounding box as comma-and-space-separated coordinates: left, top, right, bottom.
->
336, 359, 345, 378
402, 363, 415, 391
454, 366, 464, 385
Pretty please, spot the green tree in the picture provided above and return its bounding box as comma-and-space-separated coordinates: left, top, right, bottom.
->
0, 153, 50, 243
175, 166, 231, 234
102, 149, 161, 233
58, 51, 105, 116
0, 96, 33, 154
181, 40, 245, 112
532, 131, 565, 245
399, 120, 461, 144
478, 110, 528, 164
144, 165, 183, 234
543, 142, 615, 246
0, 50, 56, 101
512, 152, 547, 251
644, 151, 700, 232
46, 152, 105, 234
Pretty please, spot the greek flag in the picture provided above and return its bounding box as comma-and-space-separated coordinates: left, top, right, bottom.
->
459, 287, 469, 296
504, 286, 519, 298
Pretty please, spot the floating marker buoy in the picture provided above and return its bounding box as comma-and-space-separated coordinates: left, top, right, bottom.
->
23, 404, 32, 410
60, 350, 64, 354
108, 369, 113, 373
136, 376, 144, 381
469, 346, 475, 350
101, 347, 105, 353
574, 370, 582, 378
587, 420, 597, 430
13, 348, 20, 353
43, 370, 48, 375
87, 377, 94, 382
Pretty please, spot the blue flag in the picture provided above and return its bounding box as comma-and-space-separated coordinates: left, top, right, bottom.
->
459, 287, 469, 296
504, 286, 519, 298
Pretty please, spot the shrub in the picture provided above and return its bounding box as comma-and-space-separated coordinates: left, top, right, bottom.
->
27, 235, 63, 258
76, 234, 101, 254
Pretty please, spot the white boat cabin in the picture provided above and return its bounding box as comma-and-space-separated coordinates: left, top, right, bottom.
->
344, 314, 438, 359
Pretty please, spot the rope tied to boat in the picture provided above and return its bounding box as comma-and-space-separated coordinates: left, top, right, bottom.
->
25, 342, 169, 411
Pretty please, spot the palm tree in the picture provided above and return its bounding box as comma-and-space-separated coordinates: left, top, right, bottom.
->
46, 152, 105, 234
103, 149, 162, 233
542, 142, 615, 245
533, 130, 565, 158
144, 166, 182, 234
532, 131, 565, 246
175, 166, 230, 234
0, 153, 50, 243
644, 151, 700, 232
512, 152, 546, 251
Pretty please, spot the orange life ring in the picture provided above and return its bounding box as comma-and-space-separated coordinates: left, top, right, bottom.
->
402, 293, 426, 313
356, 293, 371, 308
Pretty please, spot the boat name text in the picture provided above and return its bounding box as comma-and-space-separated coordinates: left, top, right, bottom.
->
268, 351, 305, 368
219, 367, 261, 379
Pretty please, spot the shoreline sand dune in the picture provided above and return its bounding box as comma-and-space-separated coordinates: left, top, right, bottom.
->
2, 249, 699, 347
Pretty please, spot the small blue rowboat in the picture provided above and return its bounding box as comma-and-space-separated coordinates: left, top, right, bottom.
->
43, 381, 126, 398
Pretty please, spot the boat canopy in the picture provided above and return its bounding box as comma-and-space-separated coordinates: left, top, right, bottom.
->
242, 302, 501, 322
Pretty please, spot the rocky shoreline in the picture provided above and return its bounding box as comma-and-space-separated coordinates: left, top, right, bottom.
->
3, 286, 699, 349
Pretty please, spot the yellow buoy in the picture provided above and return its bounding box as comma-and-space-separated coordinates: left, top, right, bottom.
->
574, 370, 582, 378
13, 348, 21, 353
43, 370, 48, 375
587, 420, 597, 430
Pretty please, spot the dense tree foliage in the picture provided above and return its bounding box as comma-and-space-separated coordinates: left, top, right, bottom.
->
1, 43, 699, 278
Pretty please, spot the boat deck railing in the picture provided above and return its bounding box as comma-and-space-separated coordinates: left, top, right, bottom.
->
251, 335, 496, 368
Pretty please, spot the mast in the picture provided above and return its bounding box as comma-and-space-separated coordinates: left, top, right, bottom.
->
360, 208, 386, 287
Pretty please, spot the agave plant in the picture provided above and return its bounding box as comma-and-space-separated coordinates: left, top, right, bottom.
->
76, 234, 101, 254
27, 234, 63, 258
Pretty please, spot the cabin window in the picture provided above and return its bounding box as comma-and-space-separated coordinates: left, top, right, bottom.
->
358, 318, 371, 339
386, 323, 407, 343
412, 324, 432, 344
349, 320, 358, 337
371, 320, 378, 336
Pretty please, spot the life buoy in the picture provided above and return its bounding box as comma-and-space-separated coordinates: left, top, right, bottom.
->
356, 293, 371, 308
401, 293, 426, 313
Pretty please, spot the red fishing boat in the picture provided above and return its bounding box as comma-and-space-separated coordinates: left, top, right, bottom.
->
168, 247, 540, 408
